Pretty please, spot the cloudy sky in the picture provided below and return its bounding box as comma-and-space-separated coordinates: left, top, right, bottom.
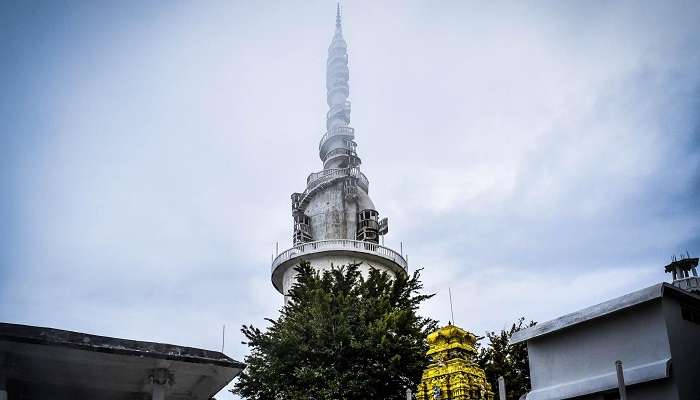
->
1, 0, 699, 397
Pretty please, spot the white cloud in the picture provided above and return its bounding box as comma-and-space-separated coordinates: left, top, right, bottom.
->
1, 1, 699, 399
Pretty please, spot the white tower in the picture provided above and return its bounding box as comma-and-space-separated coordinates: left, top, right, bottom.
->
271, 6, 408, 298
665, 254, 700, 293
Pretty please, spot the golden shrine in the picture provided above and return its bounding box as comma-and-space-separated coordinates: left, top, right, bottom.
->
415, 323, 493, 400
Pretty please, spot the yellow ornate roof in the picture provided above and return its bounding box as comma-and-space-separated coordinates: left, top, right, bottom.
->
416, 323, 493, 400
426, 324, 477, 356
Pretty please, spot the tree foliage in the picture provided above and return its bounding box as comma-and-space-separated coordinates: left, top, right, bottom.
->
232, 261, 437, 400
477, 318, 536, 400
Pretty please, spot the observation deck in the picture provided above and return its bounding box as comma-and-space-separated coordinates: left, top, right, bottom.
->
271, 239, 408, 293
293, 166, 369, 212
319, 126, 355, 160
306, 166, 368, 192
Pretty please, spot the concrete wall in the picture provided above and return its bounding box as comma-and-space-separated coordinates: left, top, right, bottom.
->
567, 378, 677, 400
526, 300, 676, 400
663, 294, 700, 400
305, 181, 374, 241
281, 252, 398, 297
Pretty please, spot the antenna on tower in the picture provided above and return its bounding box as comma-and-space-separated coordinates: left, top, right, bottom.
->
336, 3, 342, 28
221, 324, 226, 353
448, 287, 455, 325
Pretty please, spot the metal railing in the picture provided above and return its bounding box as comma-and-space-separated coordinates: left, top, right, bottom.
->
322, 147, 354, 162
305, 167, 368, 193
319, 126, 355, 151
271, 239, 408, 273
326, 101, 351, 122
327, 53, 348, 66
673, 276, 700, 291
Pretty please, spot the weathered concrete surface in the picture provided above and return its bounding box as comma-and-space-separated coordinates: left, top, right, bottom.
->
0, 322, 244, 400
281, 252, 402, 296
305, 180, 374, 241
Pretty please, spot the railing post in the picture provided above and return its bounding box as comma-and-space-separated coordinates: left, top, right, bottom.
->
615, 360, 628, 400
498, 376, 506, 400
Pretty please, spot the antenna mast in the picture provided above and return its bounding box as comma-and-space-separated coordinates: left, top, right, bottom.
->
221, 324, 226, 353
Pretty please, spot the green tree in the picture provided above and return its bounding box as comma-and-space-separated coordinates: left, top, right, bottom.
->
232, 262, 436, 400
232, 261, 437, 400
477, 318, 536, 400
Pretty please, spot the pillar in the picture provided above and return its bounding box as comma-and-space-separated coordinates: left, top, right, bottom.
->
0, 353, 7, 400
148, 368, 173, 400
152, 385, 165, 400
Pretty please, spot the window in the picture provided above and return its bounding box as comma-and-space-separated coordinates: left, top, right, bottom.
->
681, 305, 700, 324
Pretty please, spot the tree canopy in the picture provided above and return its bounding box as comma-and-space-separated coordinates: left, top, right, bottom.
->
477, 318, 536, 400
233, 261, 437, 400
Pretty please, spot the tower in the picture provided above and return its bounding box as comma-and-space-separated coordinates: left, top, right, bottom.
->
271, 6, 408, 298
665, 253, 700, 293
415, 324, 494, 400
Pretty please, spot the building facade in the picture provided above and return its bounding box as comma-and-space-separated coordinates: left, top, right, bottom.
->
270, 7, 408, 298
511, 258, 700, 400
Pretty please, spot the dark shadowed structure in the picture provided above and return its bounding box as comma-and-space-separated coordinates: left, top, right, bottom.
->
0, 323, 244, 400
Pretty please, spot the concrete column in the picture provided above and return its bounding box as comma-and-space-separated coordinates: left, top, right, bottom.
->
148, 368, 173, 400
615, 360, 628, 400
498, 376, 506, 400
152, 384, 165, 400
0, 353, 7, 400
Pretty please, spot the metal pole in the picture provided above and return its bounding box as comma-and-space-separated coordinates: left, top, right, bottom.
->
615, 360, 628, 400
497, 376, 506, 400
221, 324, 226, 352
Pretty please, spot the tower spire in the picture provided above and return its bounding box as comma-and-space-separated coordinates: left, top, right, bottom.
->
321, 4, 357, 170
271, 4, 406, 302
336, 3, 341, 30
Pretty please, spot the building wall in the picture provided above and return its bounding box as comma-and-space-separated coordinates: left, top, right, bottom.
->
663, 294, 700, 400
527, 300, 675, 400
568, 378, 678, 400
281, 252, 398, 297
304, 181, 374, 241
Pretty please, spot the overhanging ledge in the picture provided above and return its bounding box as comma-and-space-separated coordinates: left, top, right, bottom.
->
270, 239, 408, 293
524, 358, 672, 400
511, 283, 700, 344
0, 322, 245, 400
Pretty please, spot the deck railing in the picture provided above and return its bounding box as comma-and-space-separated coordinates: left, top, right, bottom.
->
271, 239, 408, 273
673, 276, 700, 291
305, 167, 368, 193
319, 126, 355, 151
322, 147, 352, 161
326, 101, 351, 122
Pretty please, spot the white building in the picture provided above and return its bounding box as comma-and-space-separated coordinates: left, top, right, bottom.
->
271, 6, 408, 299
511, 257, 700, 400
